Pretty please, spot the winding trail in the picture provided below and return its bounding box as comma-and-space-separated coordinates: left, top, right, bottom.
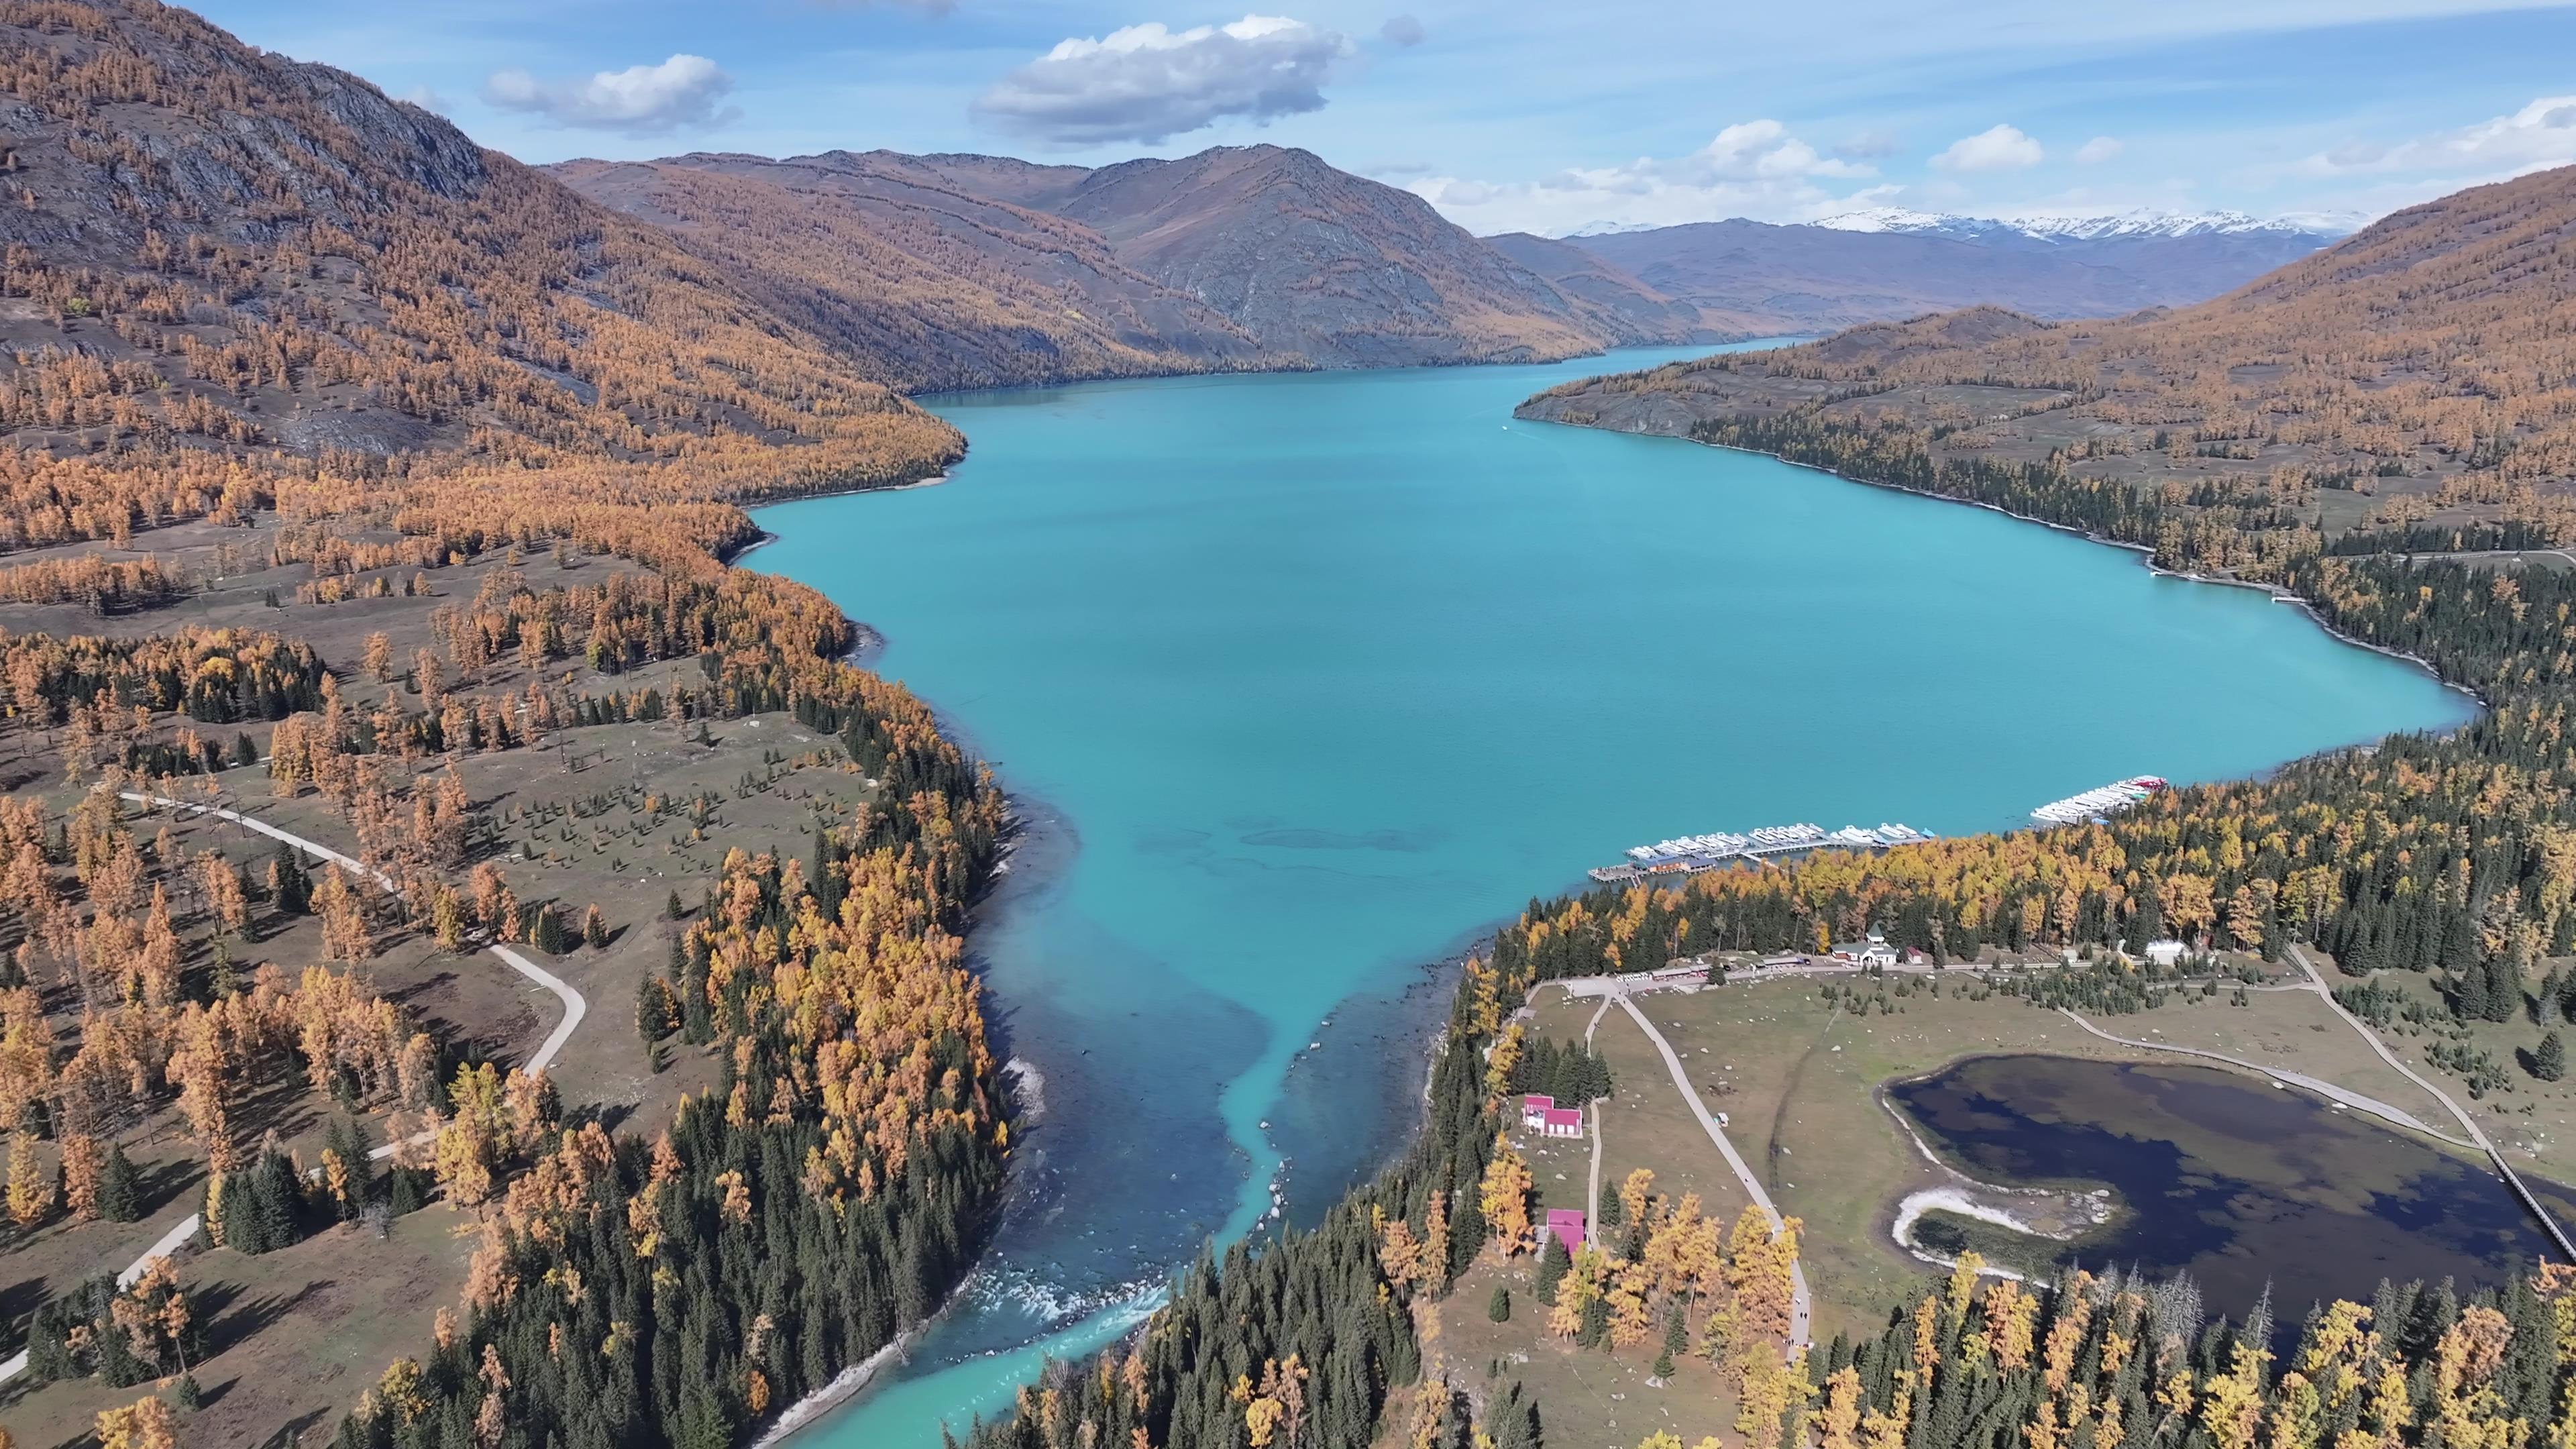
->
0, 794, 590, 1386
1581, 992, 1615, 1228
2281, 942, 2576, 1260
2053, 1008, 2467, 1146
1603, 989, 1813, 1348
116, 792, 588, 1070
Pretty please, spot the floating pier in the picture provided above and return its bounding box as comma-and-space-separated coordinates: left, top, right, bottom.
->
1589, 820, 1936, 883
2030, 775, 2167, 826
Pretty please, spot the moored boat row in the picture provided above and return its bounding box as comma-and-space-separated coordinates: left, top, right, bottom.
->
1589, 820, 1937, 881
2030, 775, 2167, 826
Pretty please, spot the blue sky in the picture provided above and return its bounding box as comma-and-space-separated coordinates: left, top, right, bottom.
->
192, 0, 2576, 235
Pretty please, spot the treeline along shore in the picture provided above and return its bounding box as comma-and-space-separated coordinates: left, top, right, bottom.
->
947, 165, 2576, 1449
8, 0, 2576, 1444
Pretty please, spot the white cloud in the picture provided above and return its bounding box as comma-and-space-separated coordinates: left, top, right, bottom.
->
1381, 13, 1425, 45
398, 85, 451, 115
1552, 121, 1874, 195
2074, 136, 2123, 164
1409, 121, 1877, 234
1931, 123, 2044, 172
971, 15, 1357, 147
482, 54, 740, 136
2306, 94, 2576, 178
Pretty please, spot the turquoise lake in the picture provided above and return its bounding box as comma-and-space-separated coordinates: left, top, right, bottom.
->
748, 344, 2477, 1446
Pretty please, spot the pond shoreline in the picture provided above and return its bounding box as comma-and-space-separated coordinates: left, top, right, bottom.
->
1886, 1053, 2568, 1322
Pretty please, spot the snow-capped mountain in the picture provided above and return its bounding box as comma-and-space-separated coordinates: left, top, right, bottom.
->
1811, 206, 2364, 243
1552, 207, 2351, 339
1559, 219, 1663, 238
1805, 205, 1981, 235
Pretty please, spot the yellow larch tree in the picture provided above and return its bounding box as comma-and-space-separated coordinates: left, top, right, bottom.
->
1478, 1135, 1533, 1255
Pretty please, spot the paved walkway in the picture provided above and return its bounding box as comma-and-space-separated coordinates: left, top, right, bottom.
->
2055, 1008, 2466, 1145
0, 794, 591, 1386
2283, 942, 2576, 1260
1580, 994, 1615, 1229
119, 792, 587, 1070
1607, 991, 1813, 1349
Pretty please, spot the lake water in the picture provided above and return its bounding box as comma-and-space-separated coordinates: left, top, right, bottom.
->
1890, 1055, 2568, 1322
749, 345, 2476, 1446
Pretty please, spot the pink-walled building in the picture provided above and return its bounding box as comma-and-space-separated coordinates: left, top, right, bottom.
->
1543, 1208, 1588, 1255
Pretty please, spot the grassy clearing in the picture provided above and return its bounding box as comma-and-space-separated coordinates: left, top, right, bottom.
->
1421, 1253, 1743, 1449
2309, 961, 2576, 1187
0, 1205, 474, 1449
2073, 986, 2457, 1130
1570, 969, 2485, 1346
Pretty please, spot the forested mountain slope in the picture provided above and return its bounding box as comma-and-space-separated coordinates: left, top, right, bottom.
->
0, 0, 959, 497
1482, 229, 1736, 345
550, 152, 1285, 391
565, 144, 1712, 372
1025, 144, 1626, 367
1525, 162, 2576, 568
0, 3, 1008, 1445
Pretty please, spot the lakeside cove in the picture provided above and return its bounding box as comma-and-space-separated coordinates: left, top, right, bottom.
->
744, 343, 2475, 1445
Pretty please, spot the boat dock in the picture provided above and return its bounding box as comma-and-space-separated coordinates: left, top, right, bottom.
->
1587, 820, 1935, 883
2031, 775, 2166, 826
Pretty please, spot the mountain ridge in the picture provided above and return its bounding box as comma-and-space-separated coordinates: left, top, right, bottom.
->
1807, 205, 2361, 243
1519, 162, 2576, 553
555, 144, 1703, 377
0, 0, 960, 485
1544, 212, 2342, 337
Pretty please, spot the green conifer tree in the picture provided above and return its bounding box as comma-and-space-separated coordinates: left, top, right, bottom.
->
95, 1140, 142, 1223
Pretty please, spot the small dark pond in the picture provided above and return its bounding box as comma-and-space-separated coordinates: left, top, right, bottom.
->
1888, 1055, 2576, 1323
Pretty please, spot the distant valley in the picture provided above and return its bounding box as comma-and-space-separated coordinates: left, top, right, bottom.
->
554, 146, 2350, 390
551, 145, 1625, 386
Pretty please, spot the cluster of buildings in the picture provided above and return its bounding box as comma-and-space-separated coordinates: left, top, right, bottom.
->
1519, 1097, 1591, 1254
1519, 1093, 1585, 1139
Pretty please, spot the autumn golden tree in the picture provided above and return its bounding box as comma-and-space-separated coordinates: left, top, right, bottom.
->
94, 1395, 178, 1449
60, 1130, 101, 1222
6, 1128, 52, 1226
1475, 1136, 1534, 1256
196, 850, 248, 940
313, 863, 372, 961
